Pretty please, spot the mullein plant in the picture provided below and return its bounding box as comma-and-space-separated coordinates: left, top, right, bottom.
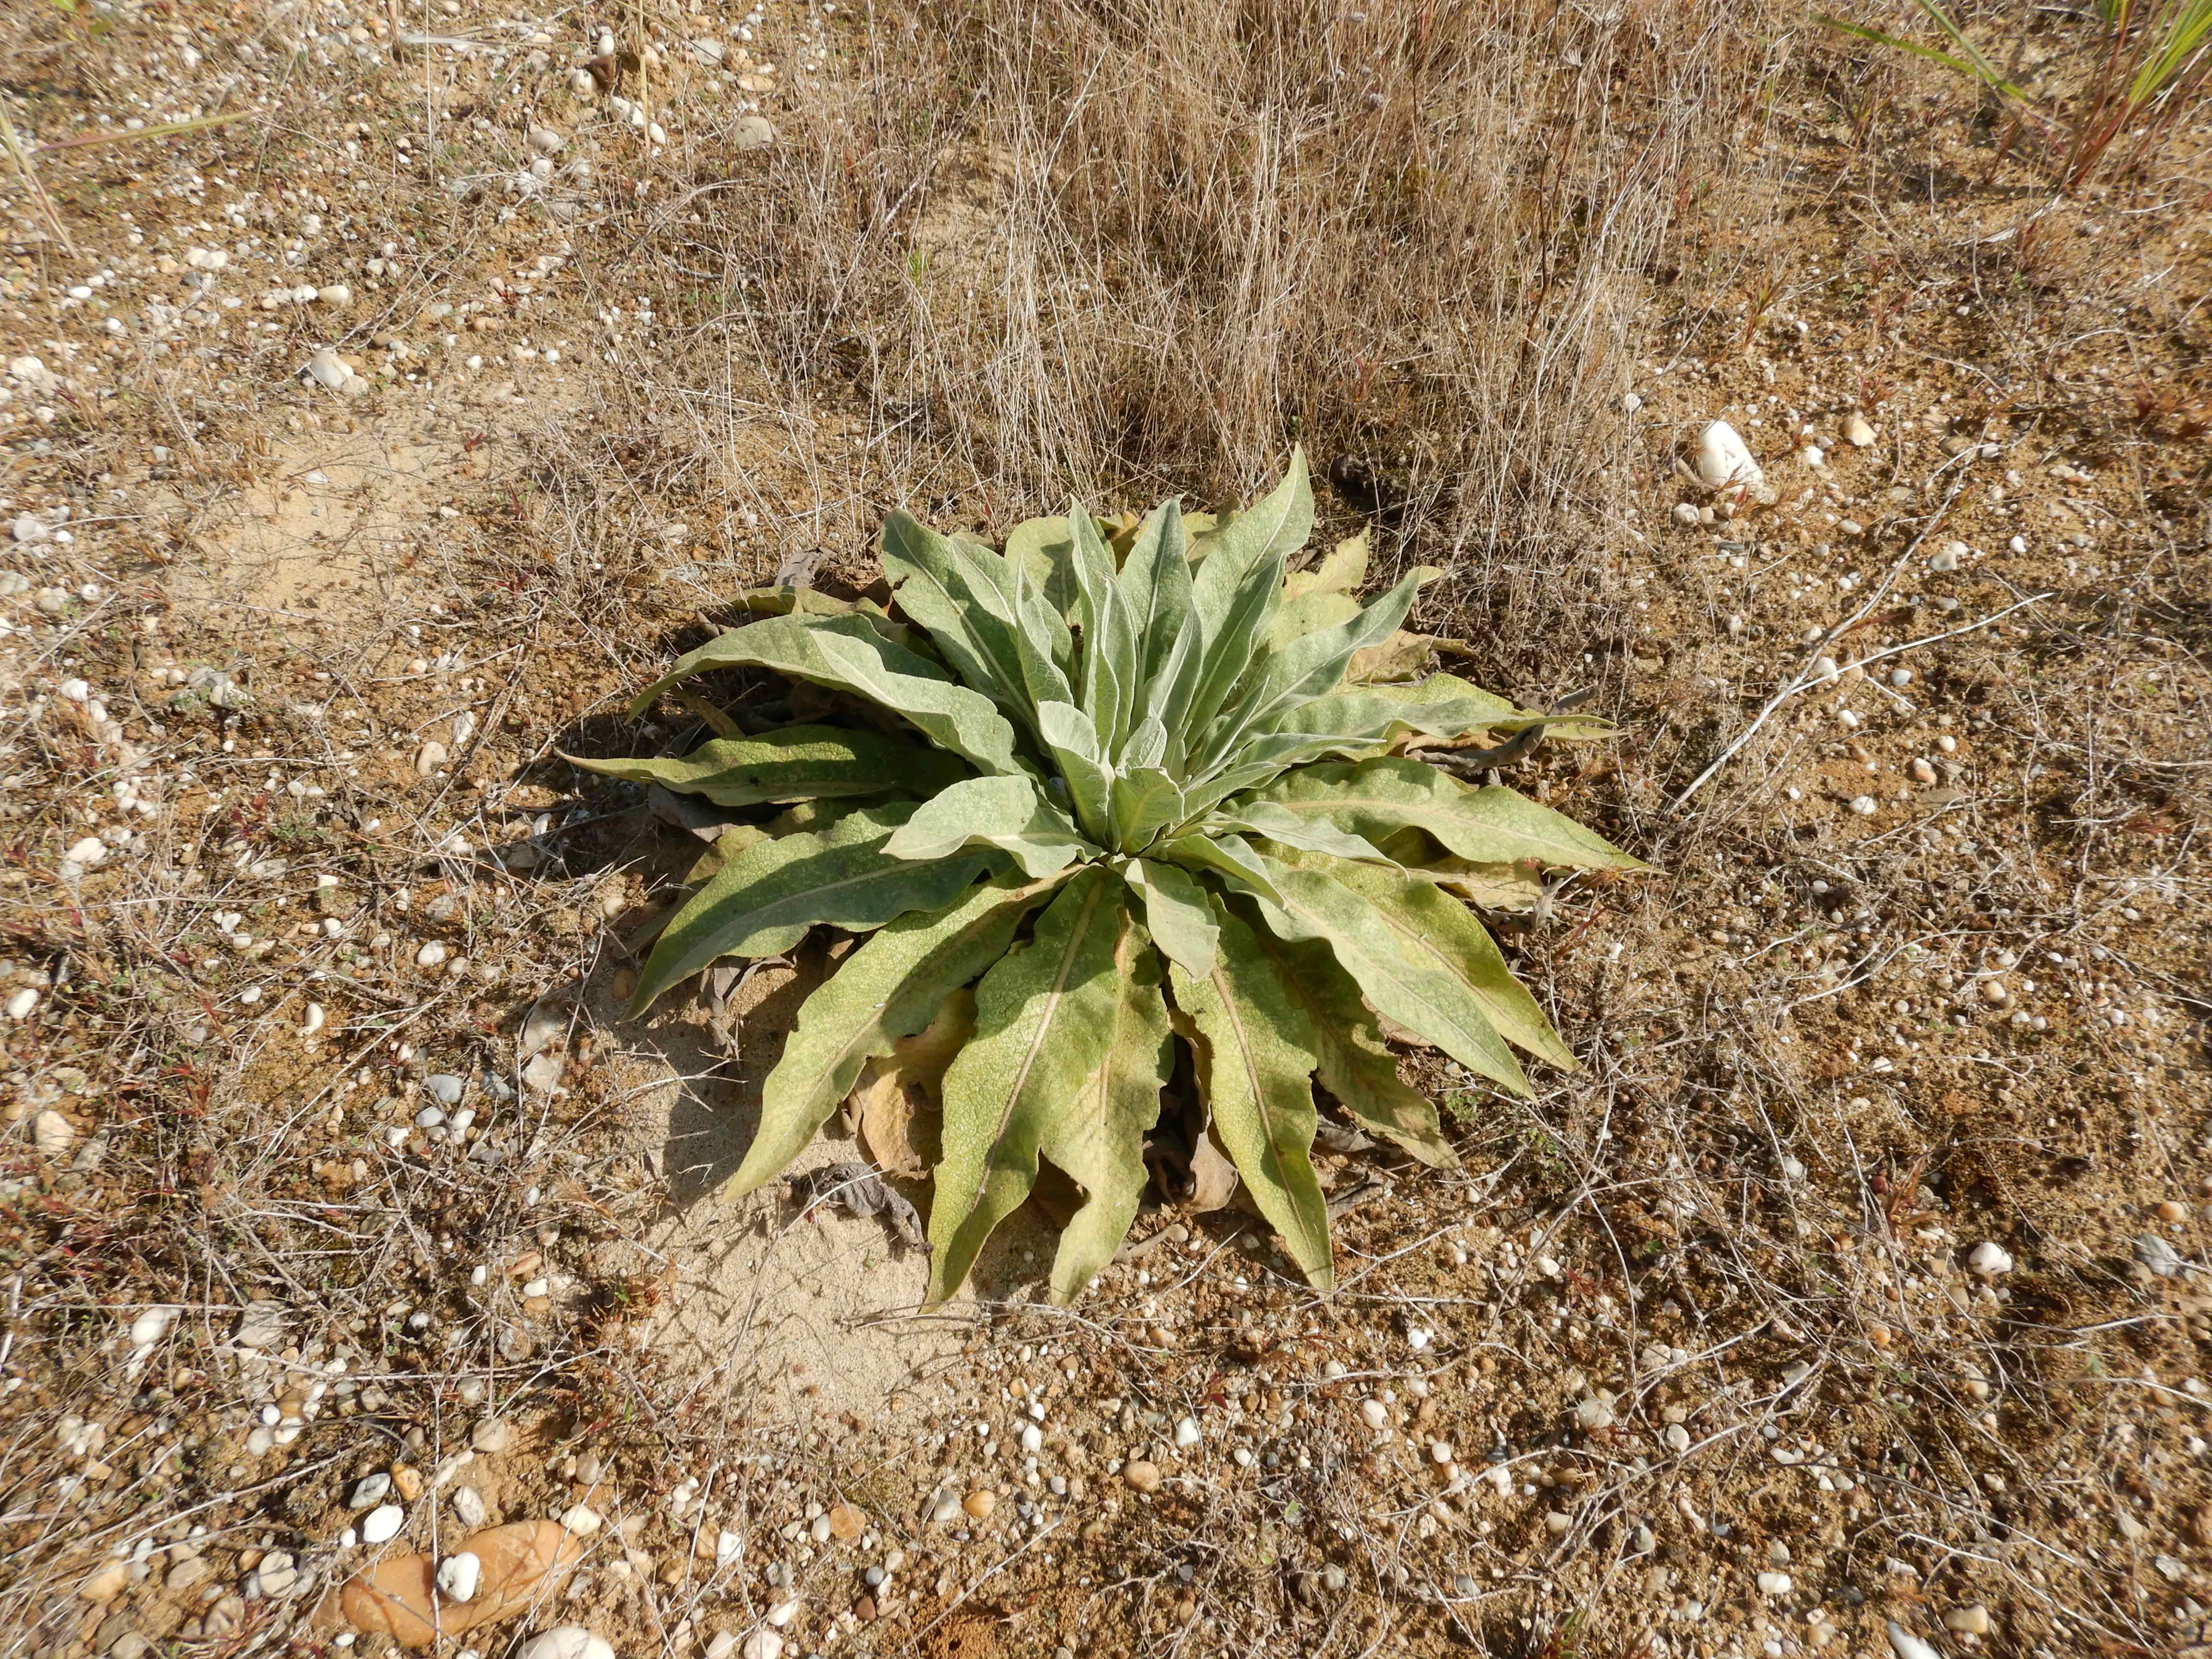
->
577, 451, 1642, 1302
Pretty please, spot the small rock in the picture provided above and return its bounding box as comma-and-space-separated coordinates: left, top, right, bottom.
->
827, 1503, 863, 1541
454, 1487, 488, 1529
254, 1553, 299, 1596
1844, 411, 1876, 447
31, 1109, 76, 1158
362, 1504, 406, 1544
528, 126, 565, 155
1930, 541, 1966, 573
1967, 1241, 2014, 1276
472, 1419, 514, 1455
961, 1491, 996, 1521
306, 348, 352, 391
1887, 1622, 1942, 1659
1943, 1605, 1989, 1636
559, 1503, 602, 1538
1756, 1571, 1792, 1596
318, 284, 353, 308
1360, 1399, 1388, 1430
416, 941, 449, 969
2133, 1234, 2183, 1277
733, 115, 775, 150
1173, 1416, 1201, 1449
63, 836, 108, 871
12, 513, 50, 544
349, 1473, 394, 1509
1123, 1461, 1162, 1494
1573, 1395, 1614, 1432
234, 1301, 290, 1348
78, 1560, 130, 1601
1848, 795, 1878, 817
437, 1552, 482, 1602
741, 1634, 782, 1659
517, 1628, 614, 1659
167, 1557, 211, 1593
4, 988, 37, 1020
415, 741, 448, 775
1621, 392, 1642, 414
1692, 420, 1763, 490
426, 1074, 465, 1106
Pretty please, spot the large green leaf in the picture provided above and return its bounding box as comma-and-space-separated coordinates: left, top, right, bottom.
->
1245, 919, 1455, 1167
1262, 589, 1359, 651
1244, 849, 1529, 1094
1279, 849, 1575, 1071
1239, 758, 1645, 870
1124, 858, 1218, 980
1035, 700, 1115, 845
1065, 505, 1140, 753
1038, 925, 1173, 1301
1209, 800, 1390, 864
634, 805, 1000, 1010
1180, 450, 1311, 739
928, 868, 1128, 1301
1116, 498, 1193, 689
565, 725, 968, 806
630, 613, 1025, 779
1168, 898, 1333, 1290
730, 873, 1067, 1196
883, 774, 1091, 878
1155, 830, 1283, 904
1211, 565, 1439, 757
880, 510, 1031, 716
1107, 765, 1186, 854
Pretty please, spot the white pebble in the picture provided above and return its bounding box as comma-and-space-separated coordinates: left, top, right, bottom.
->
1757, 1571, 1792, 1595
417, 942, 449, 969
361, 1503, 405, 1544
1887, 1622, 1942, 1659
1693, 420, 1763, 490
3, 988, 36, 1020
437, 1551, 482, 1602
1968, 1241, 2014, 1276
1848, 795, 1878, 817
517, 1629, 615, 1659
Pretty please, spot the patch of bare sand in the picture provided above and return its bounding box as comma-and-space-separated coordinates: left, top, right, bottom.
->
169, 429, 458, 624
600, 952, 1060, 1425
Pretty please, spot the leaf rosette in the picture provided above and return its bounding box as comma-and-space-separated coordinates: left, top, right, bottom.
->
575, 451, 1643, 1300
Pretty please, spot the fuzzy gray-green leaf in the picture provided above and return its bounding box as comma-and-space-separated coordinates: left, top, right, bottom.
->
1168, 897, 1334, 1290
731, 873, 1067, 1196
1243, 918, 1456, 1167
631, 613, 1025, 779
635, 804, 1001, 1011
927, 868, 1128, 1301
1241, 758, 1646, 870
1124, 858, 1217, 980
1039, 927, 1172, 1301
1243, 849, 1528, 1095
883, 774, 1091, 878
564, 725, 969, 807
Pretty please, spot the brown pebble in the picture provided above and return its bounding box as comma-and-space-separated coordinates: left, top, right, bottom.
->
324, 1521, 584, 1648
827, 1503, 863, 1542
962, 1490, 996, 1520
391, 1465, 423, 1502
854, 1596, 878, 1622
1123, 1461, 1162, 1494
2157, 1199, 2188, 1224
